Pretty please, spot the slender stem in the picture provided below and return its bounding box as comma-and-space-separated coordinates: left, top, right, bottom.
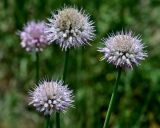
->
36, 52, 39, 83
46, 115, 51, 128
76, 48, 82, 88
62, 50, 69, 82
55, 50, 69, 128
103, 68, 122, 128
56, 112, 60, 128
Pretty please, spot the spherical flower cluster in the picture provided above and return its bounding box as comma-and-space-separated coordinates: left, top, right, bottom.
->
45, 7, 95, 50
20, 21, 48, 52
98, 31, 147, 68
29, 80, 74, 115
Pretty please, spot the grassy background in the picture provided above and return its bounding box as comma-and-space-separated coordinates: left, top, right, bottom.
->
0, 0, 160, 127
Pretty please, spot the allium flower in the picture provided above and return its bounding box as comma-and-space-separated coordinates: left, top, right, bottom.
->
20, 21, 48, 52
45, 7, 95, 50
29, 80, 74, 115
98, 31, 147, 68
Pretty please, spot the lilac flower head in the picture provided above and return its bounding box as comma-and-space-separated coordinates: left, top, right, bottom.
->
45, 7, 95, 50
20, 21, 48, 52
98, 31, 147, 68
29, 80, 74, 115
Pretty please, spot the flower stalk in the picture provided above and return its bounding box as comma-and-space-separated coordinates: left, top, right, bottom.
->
36, 52, 39, 82
103, 68, 122, 128
56, 50, 70, 128
46, 115, 51, 128
63, 50, 69, 82
56, 112, 60, 128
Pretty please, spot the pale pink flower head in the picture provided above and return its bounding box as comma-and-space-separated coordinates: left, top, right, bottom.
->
29, 80, 74, 115
98, 31, 147, 68
20, 21, 48, 52
45, 7, 95, 50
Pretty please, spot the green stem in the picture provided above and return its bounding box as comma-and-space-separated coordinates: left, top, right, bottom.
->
76, 48, 82, 88
56, 112, 60, 128
36, 52, 39, 83
46, 115, 51, 128
103, 68, 122, 128
62, 50, 69, 82
55, 50, 69, 128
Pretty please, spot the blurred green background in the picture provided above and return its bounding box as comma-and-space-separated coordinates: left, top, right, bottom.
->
0, 0, 160, 128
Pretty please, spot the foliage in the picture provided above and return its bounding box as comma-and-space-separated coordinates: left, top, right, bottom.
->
0, 0, 160, 127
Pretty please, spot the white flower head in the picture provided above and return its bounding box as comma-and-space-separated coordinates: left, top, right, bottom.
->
98, 31, 147, 68
20, 21, 48, 52
29, 80, 74, 115
45, 7, 95, 50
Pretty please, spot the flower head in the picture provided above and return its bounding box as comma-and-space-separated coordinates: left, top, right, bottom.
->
45, 7, 95, 50
98, 31, 147, 68
29, 80, 74, 115
20, 21, 48, 52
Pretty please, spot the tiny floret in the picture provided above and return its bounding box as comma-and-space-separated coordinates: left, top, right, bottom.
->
20, 21, 48, 52
98, 31, 147, 68
45, 7, 95, 50
29, 80, 74, 115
